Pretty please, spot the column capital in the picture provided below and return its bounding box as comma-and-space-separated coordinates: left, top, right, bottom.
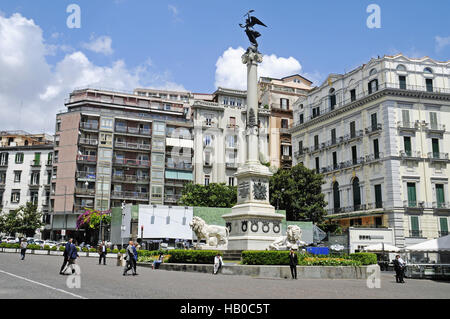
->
242, 46, 263, 65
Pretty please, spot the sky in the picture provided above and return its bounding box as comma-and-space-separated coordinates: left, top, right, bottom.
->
0, 0, 449, 133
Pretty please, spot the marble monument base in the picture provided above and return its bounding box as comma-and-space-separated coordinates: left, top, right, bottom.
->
223, 203, 285, 251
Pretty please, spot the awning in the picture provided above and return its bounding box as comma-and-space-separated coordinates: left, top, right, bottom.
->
404, 235, 450, 252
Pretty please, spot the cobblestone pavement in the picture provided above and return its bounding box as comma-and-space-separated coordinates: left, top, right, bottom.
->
0, 252, 448, 299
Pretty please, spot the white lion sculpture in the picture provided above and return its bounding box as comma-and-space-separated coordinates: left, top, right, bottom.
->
189, 216, 229, 248
269, 225, 306, 250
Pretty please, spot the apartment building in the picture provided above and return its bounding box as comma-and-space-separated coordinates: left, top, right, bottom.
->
291, 54, 450, 248
50, 88, 194, 241
258, 75, 313, 169
192, 87, 270, 186
0, 131, 54, 239
0, 130, 53, 147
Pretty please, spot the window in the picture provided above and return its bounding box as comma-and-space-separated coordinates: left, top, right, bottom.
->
151, 186, 162, 199
436, 184, 445, 208
280, 98, 289, 110
350, 121, 356, 138
407, 183, 417, 207
350, 89, 356, 102
396, 64, 406, 72
0, 153, 8, 166
371, 113, 378, 130
33, 153, 41, 166
312, 106, 320, 118
329, 88, 336, 110
369, 68, 377, 76
282, 145, 290, 156
426, 79, 433, 92
11, 190, 20, 203
100, 118, 113, 130
14, 171, 21, 183
332, 152, 337, 169
299, 114, 304, 124
15, 153, 24, 164
373, 139, 380, 159
204, 175, 210, 186
432, 138, 440, 158
153, 122, 166, 135
410, 216, 420, 237
314, 135, 319, 150
31, 172, 40, 185
204, 152, 211, 165
228, 177, 234, 186
353, 177, 361, 209
315, 157, 319, 173
404, 136, 412, 156
204, 135, 212, 146
298, 141, 303, 155
352, 146, 357, 165
151, 153, 164, 166
223, 97, 229, 105
31, 191, 38, 205
227, 135, 237, 148
331, 129, 336, 144
56, 120, 61, 132
424, 67, 433, 74
333, 182, 340, 212
229, 117, 236, 127
281, 119, 289, 129
439, 217, 448, 236
374, 184, 382, 208
402, 110, 410, 127
430, 112, 438, 130
100, 133, 112, 146
236, 99, 242, 107
229, 98, 236, 106
368, 79, 378, 94
205, 115, 212, 126
399, 76, 407, 90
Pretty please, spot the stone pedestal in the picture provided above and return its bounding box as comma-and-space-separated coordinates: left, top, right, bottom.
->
222, 47, 284, 250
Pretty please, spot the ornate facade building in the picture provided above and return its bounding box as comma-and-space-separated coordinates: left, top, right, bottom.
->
291, 54, 450, 248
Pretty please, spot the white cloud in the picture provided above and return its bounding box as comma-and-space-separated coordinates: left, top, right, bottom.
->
82, 35, 114, 55
215, 47, 303, 90
435, 36, 450, 52
168, 5, 178, 17
0, 13, 185, 134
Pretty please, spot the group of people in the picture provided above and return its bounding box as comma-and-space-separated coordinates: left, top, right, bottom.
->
59, 238, 79, 275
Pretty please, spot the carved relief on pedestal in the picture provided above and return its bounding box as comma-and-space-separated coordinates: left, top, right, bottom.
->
238, 181, 250, 200
252, 179, 267, 201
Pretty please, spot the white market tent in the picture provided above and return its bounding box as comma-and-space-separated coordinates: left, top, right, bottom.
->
404, 235, 450, 252
363, 243, 401, 252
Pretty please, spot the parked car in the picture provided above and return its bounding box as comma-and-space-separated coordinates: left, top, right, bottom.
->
34, 239, 44, 247
5, 237, 16, 244
43, 240, 58, 248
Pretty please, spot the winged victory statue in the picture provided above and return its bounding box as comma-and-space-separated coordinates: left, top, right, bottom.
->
239, 10, 267, 50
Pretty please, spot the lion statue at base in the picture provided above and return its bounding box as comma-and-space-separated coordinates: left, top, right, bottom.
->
189, 216, 229, 248
268, 225, 306, 250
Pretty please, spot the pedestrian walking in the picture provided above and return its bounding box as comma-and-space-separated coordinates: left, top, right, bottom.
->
59, 238, 73, 275
98, 240, 107, 265
213, 253, 223, 275
289, 249, 298, 279
123, 241, 137, 276
393, 255, 406, 283
66, 240, 79, 275
20, 238, 28, 260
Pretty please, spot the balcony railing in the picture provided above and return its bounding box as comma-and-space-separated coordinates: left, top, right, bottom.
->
115, 141, 151, 151
76, 171, 96, 180
30, 160, 41, 167
326, 202, 384, 215
409, 230, 423, 238
166, 162, 193, 170
112, 174, 150, 183
281, 155, 292, 161
427, 152, 449, 161
111, 191, 149, 200
75, 188, 96, 196
397, 121, 419, 130
424, 123, 446, 133
403, 200, 425, 209
113, 158, 150, 167
80, 122, 99, 130
365, 123, 382, 134
365, 152, 383, 162
226, 162, 238, 169
79, 138, 98, 146
164, 195, 182, 203
115, 126, 151, 136
77, 155, 97, 163
400, 150, 421, 159
432, 202, 450, 209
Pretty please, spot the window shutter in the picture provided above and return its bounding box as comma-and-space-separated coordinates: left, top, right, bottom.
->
440, 218, 448, 232
430, 112, 438, 129
402, 110, 410, 126
410, 216, 419, 231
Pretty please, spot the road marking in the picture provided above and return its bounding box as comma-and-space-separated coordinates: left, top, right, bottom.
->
0, 268, 87, 299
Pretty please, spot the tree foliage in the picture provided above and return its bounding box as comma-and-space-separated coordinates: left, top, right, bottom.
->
179, 183, 237, 208
76, 208, 111, 230
269, 164, 327, 223
0, 202, 44, 237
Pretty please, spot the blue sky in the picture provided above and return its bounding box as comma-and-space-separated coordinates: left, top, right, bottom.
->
0, 0, 449, 132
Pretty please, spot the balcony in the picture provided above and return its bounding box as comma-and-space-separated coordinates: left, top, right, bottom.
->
432, 201, 450, 213
113, 158, 150, 168
115, 126, 151, 136
30, 160, 41, 167
327, 203, 384, 215
28, 183, 40, 189
427, 152, 449, 162
439, 231, 449, 237
226, 162, 238, 169
400, 150, 422, 160
226, 124, 239, 130
111, 191, 149, 201
281, 155, 292, 161
225, 144, 238, 150
75, 188, 96, 197
166, 162, 193, 171
409, 230, 423, 238
164, 194, 182, 204
365, 152, 383, 163
403, 200, 425, 211
115, 141, 151, 151
365, 123, 382, 135
74, 204, 94, 213
80, 122, 99, 130
397, 121, 419, 132
164, 180, 186, 188
424, 123, 446, 134
204, 162, 212, 168
76, 171, 96, 180
294, 149, 307, 159
77, 155, 97, 163
202, 121, 218, 128
280, 128, 290, 135
0, 161, 8, 167
79, 138, 98, 146
112, 174, 150, 183
46, 160, 53, 167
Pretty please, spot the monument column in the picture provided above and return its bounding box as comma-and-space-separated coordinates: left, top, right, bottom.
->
222, 46, 284, 250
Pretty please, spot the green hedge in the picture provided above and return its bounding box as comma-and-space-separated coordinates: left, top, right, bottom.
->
242, 251, 292, 265
0, 243, 21, 249
51, 246, 57, 251
349, 253, 377, 265
301, 257, 361, 266
168, 250, 219, 264
137, 249, 169, 257
59, 246, 66, 252
27, 244, 41, 250
89, 248, 97, 253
